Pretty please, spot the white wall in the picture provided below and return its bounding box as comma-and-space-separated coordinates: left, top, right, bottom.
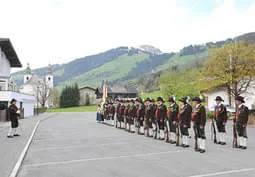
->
0, 91, 35, 118
205, 82, 255, 110
23, 101, 34, 117
0, 47, 11, 77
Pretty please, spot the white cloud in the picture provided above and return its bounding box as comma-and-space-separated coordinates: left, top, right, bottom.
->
0, 0, 254, 72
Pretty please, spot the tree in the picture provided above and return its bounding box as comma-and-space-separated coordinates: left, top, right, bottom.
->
159, 68, 200, 99
60, 83, 80, 108
199, 41, 255, 105
51, 88, 60, 107
37, 80, 52, 108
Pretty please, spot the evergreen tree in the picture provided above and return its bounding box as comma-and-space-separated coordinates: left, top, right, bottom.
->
60, 83, 81, 108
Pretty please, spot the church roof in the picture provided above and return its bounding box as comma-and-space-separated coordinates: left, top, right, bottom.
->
24, 75, 43, 86
0, 38, 22, 67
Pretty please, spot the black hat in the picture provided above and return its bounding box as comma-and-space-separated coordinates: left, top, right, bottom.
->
235, 96, 245, 103
215, 96, 224, 102
135, 98, 139, 102
192, 97, 202, 103
157, 97, 164, 102
151, 99, 155, 103
10, 98, 17, 104
179, 97, 187, 104
130, 99, 135, 103
168, 97, 175, 103
145, 98, 151, 102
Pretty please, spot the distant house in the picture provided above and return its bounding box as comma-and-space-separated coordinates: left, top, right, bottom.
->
79, 86, 98, 105
95, 85, 138, 99
0, 38, 35, 120
201, 83, 255, 111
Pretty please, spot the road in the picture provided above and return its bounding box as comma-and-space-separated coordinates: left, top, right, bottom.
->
16, 112, 255, 177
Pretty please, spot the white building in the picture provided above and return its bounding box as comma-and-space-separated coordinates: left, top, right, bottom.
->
20, 63, 54, 108
0, 38, 35, 120
201, 82, 255, 111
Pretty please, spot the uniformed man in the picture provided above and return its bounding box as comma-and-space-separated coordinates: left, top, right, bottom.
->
124, 100, 130, 131
137, 98, 146, 135
115, 99, 121, 128
151, 99, 158, 139
104, 102, 109, 122
235, 96, 249, 149
179, 98, 192, 148
118, 100, 125, 129
145, 98, 154, 137
192, 97, 206, 153
128, 100, 136, 133
167, 97, 179, 144
214, 96, 228, 145
156, 97, 167, 140
108, 102, 115, 126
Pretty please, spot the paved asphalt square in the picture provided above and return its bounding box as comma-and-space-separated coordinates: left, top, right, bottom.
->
15, 112, 255, 177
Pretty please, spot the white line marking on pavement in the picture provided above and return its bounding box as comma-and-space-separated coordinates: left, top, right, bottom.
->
188, 168, 255, 177
9, 120, 41, 177
24, 150, 188, 168
33, 142, 131, 151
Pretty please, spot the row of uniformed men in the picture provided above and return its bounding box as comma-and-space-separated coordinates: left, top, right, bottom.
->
102, 95, 249, 153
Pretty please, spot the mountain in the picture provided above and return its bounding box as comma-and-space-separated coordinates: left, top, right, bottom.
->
12, 32, 255, 91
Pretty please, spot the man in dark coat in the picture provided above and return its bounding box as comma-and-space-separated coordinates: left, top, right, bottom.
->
235, 96, 249, 149
136, 98, 146, 135
192, 97, 206, 153
128, 100, 136, 133
145, 98, 154, 137
214, 96, 228, 145
167, 97, 179, 144
156, 97, 167, 140
7, 99, 20, 138
151, 99, 157, 139
179, 98, 192, 148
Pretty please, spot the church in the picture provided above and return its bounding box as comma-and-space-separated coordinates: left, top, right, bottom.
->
19, 63, 54, 108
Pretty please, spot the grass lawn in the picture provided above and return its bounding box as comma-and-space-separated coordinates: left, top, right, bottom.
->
47, 105, 98, 112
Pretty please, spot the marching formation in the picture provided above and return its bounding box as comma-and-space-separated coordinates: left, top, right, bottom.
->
97, 96, 250, 153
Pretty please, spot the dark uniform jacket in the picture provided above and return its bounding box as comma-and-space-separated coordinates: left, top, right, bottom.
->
215, 104, 227, 123
137, 104, 145, 118
108, 105, 115, 116
128, 105, 137, 118
179, 104, 191, 127
156, 104, 167, 121
145, 104, 154, 120
192, 104, 206, 126
8, 104, 19, 128
167, 103, 179, 122
119, 105, 125, 116
237, 104, 249, 125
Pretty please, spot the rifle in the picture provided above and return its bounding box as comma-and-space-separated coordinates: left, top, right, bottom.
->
193, 126, 198, 150
233, 108, 238, 148
211, 118, 217, 144
165, 120, 169, 142
176, 120, 180, 146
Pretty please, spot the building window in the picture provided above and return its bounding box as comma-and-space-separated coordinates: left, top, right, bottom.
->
48, 77, 51, 81
26, 77, 29, 80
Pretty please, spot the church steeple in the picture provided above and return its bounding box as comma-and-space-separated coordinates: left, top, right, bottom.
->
24, 63, 32, 84
25, 63, 32, 75
47, 63, 53, 75
46, 63, 54, 89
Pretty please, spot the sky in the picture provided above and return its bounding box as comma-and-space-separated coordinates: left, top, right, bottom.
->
0, 0, 255, 72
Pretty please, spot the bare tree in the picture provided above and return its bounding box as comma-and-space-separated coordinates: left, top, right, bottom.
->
38, 80, 52, 108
